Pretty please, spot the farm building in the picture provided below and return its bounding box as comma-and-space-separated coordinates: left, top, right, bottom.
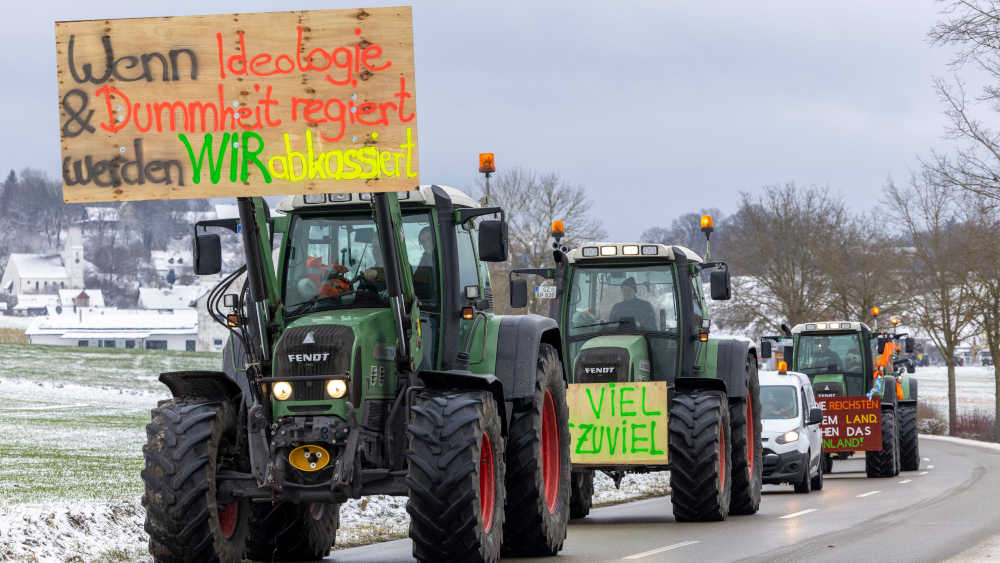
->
25, 308, 199, 351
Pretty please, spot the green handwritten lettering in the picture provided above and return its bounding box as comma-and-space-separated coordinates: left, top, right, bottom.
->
585, 388, 606, 420
630, 423, 649, 452
620, 387, 636, 416
649, 420, 664, 454
640, 386, 662, 416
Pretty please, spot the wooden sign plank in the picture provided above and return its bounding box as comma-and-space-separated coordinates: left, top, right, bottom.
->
567, 381, 668, 465
55, 7, 418, 203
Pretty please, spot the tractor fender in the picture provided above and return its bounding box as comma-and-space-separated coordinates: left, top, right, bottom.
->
494, 314, 563, 400
416, 369, 507, 435
159, 370, 243, 404
715, 339, 755, 400
674, 376, 727, 394
222, 336, 254, 406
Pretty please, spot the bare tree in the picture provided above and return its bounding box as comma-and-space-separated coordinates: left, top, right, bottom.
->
475, 167, 606, 314
887, 172, 977, 433
641, 208, 724, 257
823, 211, 908, 324
715, 183, 847, 332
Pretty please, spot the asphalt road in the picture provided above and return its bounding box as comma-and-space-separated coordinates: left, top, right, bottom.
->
329, 437, 1000, 562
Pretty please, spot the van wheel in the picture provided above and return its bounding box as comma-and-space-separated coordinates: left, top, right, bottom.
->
810, 456, 824, 490
793, 451, 812, 494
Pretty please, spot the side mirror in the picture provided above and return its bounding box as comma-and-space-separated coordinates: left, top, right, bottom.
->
760, 340, 772, 359
877, 338, 886, 354
808, 407, 823, 425
783, 346, 794, 364
194, 234, 222, 275
509, 279, 528, 308
478, 220, 509, 262
905, 337, 914, 354
907, 362, 915, 374
710, 268, 731, 300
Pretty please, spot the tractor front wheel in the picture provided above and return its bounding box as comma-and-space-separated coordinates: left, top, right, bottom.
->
502, 343, 571, 555
407, 389, 505, 562
141, 400, 249, 563
569, 469, 594, 520
669, 390, 732, 521
866, 408, 899, 478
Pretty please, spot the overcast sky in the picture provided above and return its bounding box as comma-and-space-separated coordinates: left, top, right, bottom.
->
1, 1, 971, 240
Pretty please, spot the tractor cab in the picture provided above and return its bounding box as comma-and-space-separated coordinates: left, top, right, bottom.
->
557, 243, 702, 385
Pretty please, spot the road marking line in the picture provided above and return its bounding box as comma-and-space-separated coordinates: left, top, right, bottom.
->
898, 479, 912, 484
928, 464, 935, 469
919, 471, 929, 475
623, 540, 699, 560
922, 457, 930, 461
857, 490, 881, 498
780, 508, 818, 519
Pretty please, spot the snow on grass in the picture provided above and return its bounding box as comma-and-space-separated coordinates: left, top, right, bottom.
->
0, 341, 673, 560
912, 365, 997, 415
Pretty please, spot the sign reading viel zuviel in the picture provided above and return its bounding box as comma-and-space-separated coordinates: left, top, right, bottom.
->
568, 381, 668, 465
55, 7, 418, 203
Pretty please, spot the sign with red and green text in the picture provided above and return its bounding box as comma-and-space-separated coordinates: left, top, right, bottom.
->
56, 7, 418, 203
819, 395, 882, 452
567, 381, 668, 465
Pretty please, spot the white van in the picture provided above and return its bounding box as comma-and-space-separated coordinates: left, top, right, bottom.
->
760, 370, 824, 493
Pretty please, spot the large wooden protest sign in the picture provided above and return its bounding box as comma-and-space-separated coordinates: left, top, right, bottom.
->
567, 381, 668, 465
819, 395, 882, 452
55, 7, 418, 203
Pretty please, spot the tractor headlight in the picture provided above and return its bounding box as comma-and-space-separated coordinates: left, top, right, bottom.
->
272, 381, 293, 401
326, 379, 348, 399
776, 430, 800, 444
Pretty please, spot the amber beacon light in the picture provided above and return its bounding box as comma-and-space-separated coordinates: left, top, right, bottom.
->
479, 153, 495, 174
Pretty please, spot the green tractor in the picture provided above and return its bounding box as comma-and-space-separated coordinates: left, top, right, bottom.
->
510, 218, 762, 522
141, 186, 572, 562
761, 317, 919, 478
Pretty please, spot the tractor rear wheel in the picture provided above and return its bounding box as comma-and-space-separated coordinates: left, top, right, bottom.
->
502, 343, 571, 556
246, 502, 340, 561
729, 354, 762, 515
865, 408, 899, 478
822, 452, 833, 474
569, 469, 594, 520
407, 389, 505, 562
141, 400, 249, 563
669, 390, 732, 521
899, 404, 919, 471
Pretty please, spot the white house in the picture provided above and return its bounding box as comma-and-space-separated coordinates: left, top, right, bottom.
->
137, 285, 208, 311
150, 250, 193, 282
58, 288, 105, 310
13, 294, 60, 316
1, 225, 86, 296
26, 308, 199, 351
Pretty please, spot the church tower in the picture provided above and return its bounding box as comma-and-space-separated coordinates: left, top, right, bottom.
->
62, 223, 84, 288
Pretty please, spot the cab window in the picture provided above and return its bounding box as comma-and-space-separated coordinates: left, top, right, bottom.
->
402, 214, 438, 308
456, 225, 480, 294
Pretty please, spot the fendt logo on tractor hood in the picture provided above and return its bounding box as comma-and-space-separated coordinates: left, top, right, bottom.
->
584, 367, 616, 375
287, 353, 330, 362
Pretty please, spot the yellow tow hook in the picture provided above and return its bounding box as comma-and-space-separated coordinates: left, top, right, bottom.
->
288, 445, 331, 472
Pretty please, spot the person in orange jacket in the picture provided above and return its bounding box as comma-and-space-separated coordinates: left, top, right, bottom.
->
304, 257, 352, 298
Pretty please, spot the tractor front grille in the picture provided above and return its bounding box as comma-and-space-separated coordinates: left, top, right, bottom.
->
273, 325, 355, 402
574, 347, 630, 383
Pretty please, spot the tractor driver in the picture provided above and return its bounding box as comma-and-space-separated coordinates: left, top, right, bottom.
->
609, 277, 656, 329
807, 336, 841, 371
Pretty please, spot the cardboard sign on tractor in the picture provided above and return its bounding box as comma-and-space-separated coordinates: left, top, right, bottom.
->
56, 7, 419, 203
818, 395, 882, 452
567, 381, 668, 465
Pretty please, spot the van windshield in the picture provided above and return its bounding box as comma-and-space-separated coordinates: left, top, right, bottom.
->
760, 385, 799, 420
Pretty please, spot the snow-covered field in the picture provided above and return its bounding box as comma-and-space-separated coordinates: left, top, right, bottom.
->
0, 342, 669, 562
912, 365, 997, 415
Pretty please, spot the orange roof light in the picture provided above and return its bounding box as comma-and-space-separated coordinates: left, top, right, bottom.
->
871, 306, 880, 317
778, 361, 788, 373
700, 215, 714, 230
891, 317, 900, 326
478, 153, 495, 174
551, 220, 565, 236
